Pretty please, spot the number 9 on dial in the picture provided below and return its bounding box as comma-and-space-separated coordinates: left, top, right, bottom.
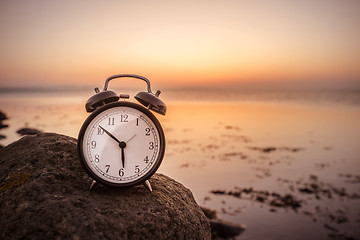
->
77, 74, 166, 190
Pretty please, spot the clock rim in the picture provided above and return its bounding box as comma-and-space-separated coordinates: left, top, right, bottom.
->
77, 101, 166, 188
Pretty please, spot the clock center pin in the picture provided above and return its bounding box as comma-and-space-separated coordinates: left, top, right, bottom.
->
78, 74, 166, 192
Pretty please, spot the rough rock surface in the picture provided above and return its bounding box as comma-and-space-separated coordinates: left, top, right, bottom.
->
0, 133, 211, 240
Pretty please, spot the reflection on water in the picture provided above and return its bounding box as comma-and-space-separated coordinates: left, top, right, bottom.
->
162, 88, 360, 107
1, 89, 360, 239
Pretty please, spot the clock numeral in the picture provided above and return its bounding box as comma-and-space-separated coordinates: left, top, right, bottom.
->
144, 156, 149, 163
136, 118, 139, 126
97, 127, 104, 135
94, 154, 100, 163
149, 142, 154, 150
135, 165, 140, 174
145, 128, 150, 136
108, 117, 115, 125
91, 141, 96, 149
105, 164, 110, 173
120, 114, 128, 122
119, 168, 124, 177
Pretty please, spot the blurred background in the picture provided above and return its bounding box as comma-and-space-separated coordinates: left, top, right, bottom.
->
1, 1, 360, 239
1, 0, 359, 89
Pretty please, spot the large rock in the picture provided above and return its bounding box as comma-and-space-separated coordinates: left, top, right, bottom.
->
0, 133, 211, 240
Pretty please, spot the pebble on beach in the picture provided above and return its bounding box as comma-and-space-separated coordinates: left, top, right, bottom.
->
16, 128, 42, 136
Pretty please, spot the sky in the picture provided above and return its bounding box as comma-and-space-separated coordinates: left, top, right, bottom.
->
0, 0, 359, 89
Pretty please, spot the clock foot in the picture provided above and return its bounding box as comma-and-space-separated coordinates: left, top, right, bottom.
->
143, 180, 152, 192
89, 180, 97, 190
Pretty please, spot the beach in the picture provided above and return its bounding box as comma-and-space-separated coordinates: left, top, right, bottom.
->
1, 88, 360, 239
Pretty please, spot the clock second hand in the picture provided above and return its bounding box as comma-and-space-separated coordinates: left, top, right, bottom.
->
99, 125, 127, 168
125, 134, 137, 143
119, 134, 136, 168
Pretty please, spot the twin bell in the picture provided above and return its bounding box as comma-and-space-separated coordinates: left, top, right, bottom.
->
85, 74, 166, 116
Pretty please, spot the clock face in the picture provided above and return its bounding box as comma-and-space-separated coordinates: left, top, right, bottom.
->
78, 101, 165, 187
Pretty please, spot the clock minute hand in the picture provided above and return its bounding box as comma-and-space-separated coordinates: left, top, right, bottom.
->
99, 126, 127, 168
99, 126, 121, 144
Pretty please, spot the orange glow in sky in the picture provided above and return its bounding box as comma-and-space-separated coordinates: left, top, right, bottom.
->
0, 0, 359, 88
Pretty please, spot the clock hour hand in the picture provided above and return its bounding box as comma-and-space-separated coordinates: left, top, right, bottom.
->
119, 141, 126, 168
99, 126, 121, 145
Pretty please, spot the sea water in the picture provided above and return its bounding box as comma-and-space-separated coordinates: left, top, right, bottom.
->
1, 88, 360, 239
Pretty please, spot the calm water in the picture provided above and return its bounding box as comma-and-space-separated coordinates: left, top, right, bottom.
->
1, 88, 360, 239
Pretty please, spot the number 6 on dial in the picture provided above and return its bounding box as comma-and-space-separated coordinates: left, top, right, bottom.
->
77, 74, 166, 191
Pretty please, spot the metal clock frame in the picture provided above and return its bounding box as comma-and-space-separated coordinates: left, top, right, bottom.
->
78, 101, 166, 189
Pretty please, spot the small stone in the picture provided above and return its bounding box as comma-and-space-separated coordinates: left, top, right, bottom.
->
16, 128, 42, 135
210, 218, 246, 239
0, 111, 8, 121
201, 207, 217, 220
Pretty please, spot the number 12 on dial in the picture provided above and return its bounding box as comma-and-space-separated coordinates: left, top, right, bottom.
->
78, 101, 165, 188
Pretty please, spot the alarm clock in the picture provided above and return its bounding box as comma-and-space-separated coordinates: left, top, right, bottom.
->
77, 74, 166, 192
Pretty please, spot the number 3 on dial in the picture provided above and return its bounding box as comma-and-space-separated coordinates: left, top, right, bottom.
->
78, 101, 165, 188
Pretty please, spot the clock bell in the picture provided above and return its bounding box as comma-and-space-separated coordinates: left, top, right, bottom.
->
85, 74, 167, 115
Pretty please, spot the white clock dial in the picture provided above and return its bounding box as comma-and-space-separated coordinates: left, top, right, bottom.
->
79, 102, 165, 186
